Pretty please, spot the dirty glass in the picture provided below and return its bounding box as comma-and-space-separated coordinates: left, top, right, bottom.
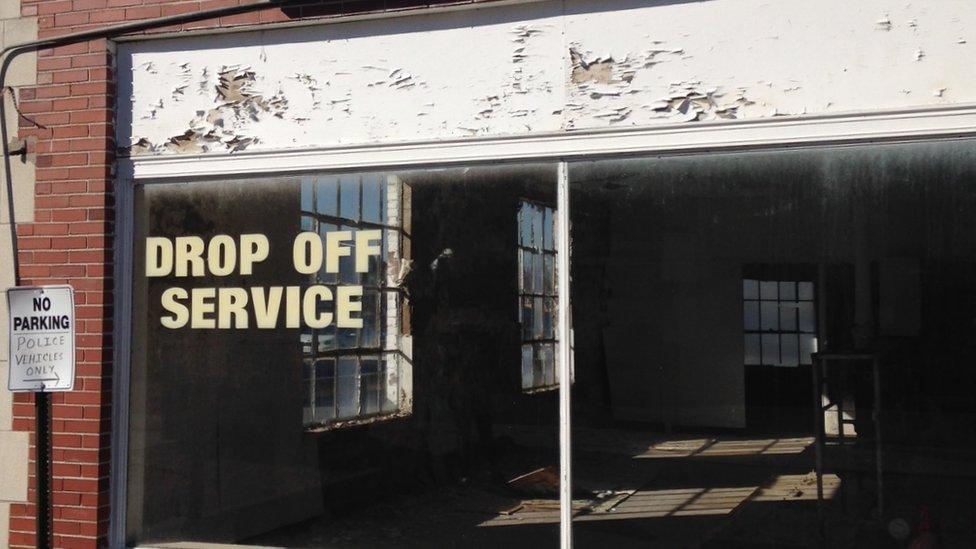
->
567, 139, 976, 547
127, 163, 564, 547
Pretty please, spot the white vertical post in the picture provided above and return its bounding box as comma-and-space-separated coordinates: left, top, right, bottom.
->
556, 161, 573, 549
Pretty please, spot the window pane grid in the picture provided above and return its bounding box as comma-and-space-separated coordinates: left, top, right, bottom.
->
518, 199, 559, 390
743, 278, 817, 367
301, 176, 404, 427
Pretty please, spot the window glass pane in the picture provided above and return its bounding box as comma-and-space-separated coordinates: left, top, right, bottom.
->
779, 281, 796, 300
798, 281, 814, 300
543, 207, 554, 251
317, 323, 336, 353
360, 291, 380, 348
314, 359, 335, 423
336, 358, 359, 419
533, 296, 545, 339
542, 343, 555, 386
339, 176, 360, 221
743, 301, 760, 331
760, 301, 779, 331
779, 303, 798, 331
360, 358, 380, 416
744, 334, 761, 365
799, 334, 818, 365
531, 204, 544, 249
798, 301, 816, 332
519, 202, 532, 246
532, 343, 545, 387
743, 279, 759, 299
338, 325, 359, 349
760, 280, 778, 300
381, 355, 399, 413
361, 175, 383, 224
301, 179, 314, 212
521, 297, 534, 340
532, 251, 544, 294
543, 297, 556, 339
779, 334, 799, 367
544, 255, 555, 295
521, 249, 534, 293
316, 177, 338, 216
761, 333, 779, 366
521, 344, 534, 389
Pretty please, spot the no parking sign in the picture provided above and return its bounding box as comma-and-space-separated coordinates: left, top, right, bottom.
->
6, 285, 75, 392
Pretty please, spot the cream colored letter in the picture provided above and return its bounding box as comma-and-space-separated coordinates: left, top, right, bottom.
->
303, 286, 334, 328
251, 286, 283, 328
208, 235, 237, 277
175, 236, 206, 277
240, 234, 270, 275
293, 232, 323, 275
160, 287, 189, 328
336, 285, 363, 328
146, 237, 174, 277
355, 230, 382, 273
325, 230, 353, 273
190, 288, 217, 328
217, 287, 249, 329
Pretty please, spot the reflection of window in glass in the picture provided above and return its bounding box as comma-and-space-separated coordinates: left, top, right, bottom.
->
300, 175, 411, 428
518, 200, 558, 390
743, 279, 817, 367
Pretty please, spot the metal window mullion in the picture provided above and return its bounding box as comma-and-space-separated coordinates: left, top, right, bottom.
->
556, 161, 573, 549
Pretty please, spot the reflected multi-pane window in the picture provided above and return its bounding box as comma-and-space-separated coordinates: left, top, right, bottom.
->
518, 200, 558, 390
300, 175, 408, 427
743, 279, 817, 367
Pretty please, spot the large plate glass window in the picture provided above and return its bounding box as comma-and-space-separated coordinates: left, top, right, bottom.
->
126, 164, 561, 546
567, 140, 976, 547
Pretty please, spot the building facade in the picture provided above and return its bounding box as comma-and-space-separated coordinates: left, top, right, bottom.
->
3, 0, 976, 547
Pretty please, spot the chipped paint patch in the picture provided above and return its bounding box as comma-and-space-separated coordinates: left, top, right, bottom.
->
118, 0, 976, 155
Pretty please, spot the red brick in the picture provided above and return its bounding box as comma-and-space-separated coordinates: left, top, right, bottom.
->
125, 5, 162, 19
37, 0, 73, 15
38, 57, 73, 71
18, 237, 52, 249
50, 153, 89, 167
73, 0, 108, 9
52, 69, 90, 84
53, 97, 90, 110
89, 8, 127, 23
54, 11, 91, 27
51, 236, 90, 249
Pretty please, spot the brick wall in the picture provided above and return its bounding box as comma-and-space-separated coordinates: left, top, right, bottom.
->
7, 0, 499, 547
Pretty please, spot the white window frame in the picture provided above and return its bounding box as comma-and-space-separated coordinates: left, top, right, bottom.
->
112, 103, 976, 548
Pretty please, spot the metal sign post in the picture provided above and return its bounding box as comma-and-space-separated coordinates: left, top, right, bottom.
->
7, 285, 76, 549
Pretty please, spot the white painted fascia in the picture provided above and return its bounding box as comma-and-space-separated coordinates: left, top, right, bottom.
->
122, 103, 976, 181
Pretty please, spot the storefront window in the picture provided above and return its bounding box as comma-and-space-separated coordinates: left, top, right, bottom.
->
126, 164, 562, 546
567, 139, 976, 547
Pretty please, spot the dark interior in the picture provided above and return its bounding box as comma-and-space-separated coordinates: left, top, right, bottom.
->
129, 140, 976, 548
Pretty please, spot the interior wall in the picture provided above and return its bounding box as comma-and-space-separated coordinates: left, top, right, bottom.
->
571, 140, 976, 432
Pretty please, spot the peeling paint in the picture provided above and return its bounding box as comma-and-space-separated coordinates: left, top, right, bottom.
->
117, 0, 976, 155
